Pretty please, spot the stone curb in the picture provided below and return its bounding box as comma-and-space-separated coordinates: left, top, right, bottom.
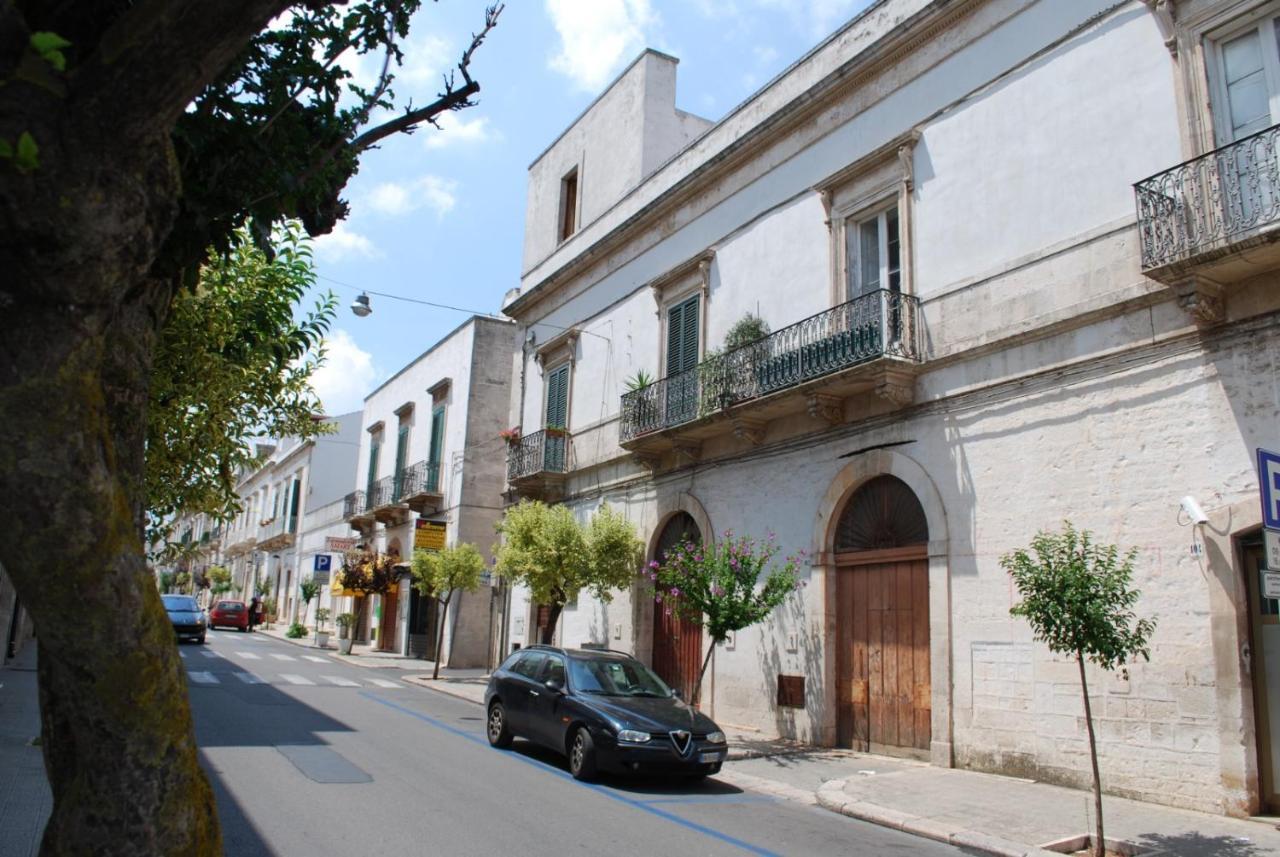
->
815, 780, 1060, 857
401, 675, 487, 706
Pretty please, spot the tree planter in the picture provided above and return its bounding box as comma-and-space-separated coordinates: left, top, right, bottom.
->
337, 637, 353, 655
1040, 835, 1156, 857
314, 631, 330, 648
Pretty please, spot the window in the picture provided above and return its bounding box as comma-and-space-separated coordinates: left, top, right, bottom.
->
559, 167, 579, 242
665, 295, 700, 376
287, 476, 301, 533
541, 656, 567, 687
845, 205, 900, 299
427, 404, 445, 492
393, 422, 410, 498
543, 364, 569, 472
1211, 12, 1280, 143
366, 433, 381, 496
512, 651, 548, 680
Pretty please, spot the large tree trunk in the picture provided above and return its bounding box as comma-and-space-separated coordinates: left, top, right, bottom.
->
540, 603, 564, 645
0, 287, 221, 854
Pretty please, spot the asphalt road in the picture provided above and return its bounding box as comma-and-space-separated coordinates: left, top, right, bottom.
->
187, 631, 966, 856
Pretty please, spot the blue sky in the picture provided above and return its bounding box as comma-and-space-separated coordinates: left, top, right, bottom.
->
308, 0, 874, 415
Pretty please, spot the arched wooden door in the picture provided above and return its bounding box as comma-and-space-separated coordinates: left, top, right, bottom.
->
834, 475, 930, 756
651, 512, 703, 702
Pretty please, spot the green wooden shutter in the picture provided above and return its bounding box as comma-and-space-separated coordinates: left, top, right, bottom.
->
394, 424, 409, 499
428, 405, 445, 491
366, 438, 380, 496
666, 296, 699, 374
288, 478, 301, 532
545, 365, 569, 428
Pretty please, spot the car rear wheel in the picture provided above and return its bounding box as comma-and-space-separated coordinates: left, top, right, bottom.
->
568, 727, 597, 781
487, 702, 513, 749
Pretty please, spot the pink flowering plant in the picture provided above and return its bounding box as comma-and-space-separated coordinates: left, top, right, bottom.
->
649, 530, 804, 703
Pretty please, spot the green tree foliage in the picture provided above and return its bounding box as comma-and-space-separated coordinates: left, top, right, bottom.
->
1001, 522, 1156, 857
494, 502, 641, 644
158, 571, 177, 593
722, 313, 771, 351
651, 531, 801, 702
298, 577, 321, 625
411, 544, 486, 679
207, 566, 233, 597
146, 226, 335, 544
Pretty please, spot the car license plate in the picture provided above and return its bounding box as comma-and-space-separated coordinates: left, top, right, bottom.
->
699, 752, 722, 764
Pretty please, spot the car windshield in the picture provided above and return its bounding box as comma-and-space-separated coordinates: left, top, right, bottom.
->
161, 595, 199, 612
216, 602, 243, 611
568, 656, 672, 698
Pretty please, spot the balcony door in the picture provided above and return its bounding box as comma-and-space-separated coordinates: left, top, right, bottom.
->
664, 296, 700, 427
543, 364, 569, 473
1210, 14, 1280, 230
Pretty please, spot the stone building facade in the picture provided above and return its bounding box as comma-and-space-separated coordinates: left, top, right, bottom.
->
500, 0, 1280, 817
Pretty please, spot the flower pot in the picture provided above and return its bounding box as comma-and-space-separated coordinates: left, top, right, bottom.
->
314, 631, 330, 648
338, 637, 353, 655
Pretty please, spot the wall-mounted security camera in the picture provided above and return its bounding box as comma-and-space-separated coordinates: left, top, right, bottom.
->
1181, 495, 1209, 526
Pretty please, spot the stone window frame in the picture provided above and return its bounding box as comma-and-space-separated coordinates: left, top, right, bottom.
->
646, 249, 713, 378
558, 164, 581, 245
816, 130, 919, 309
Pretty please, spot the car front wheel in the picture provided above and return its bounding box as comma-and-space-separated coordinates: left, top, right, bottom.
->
487, 702, 513, 749
568, 727, 597, 781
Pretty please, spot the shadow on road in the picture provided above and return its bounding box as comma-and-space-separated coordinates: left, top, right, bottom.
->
200, 751, 275, 857
506, 739, 745, 797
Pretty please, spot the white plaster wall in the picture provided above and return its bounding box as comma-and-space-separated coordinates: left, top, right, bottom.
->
913, 4, 1182, 295
357, 319, 478, 506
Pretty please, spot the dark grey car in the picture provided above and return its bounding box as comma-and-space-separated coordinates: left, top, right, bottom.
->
162, 594, 206, 643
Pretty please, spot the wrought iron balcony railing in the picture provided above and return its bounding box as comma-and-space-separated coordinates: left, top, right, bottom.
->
367, 474, 397, 509
397, 459, 441, 499
620, 288, 921, 442
342, 490, 367, 519
507, 429, 571, 482
1135, 122, 1280, 270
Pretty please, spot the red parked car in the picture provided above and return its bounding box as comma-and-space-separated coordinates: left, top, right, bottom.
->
208, 600, 250, 632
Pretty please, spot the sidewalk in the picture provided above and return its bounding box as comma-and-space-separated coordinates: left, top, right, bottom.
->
816, 764, 1280, 857
253, 624, 490, 676
0, 645, 50, 857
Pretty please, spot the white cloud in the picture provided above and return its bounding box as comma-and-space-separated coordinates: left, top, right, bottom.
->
753, 44, 779, 65
364, 175, 458, 219
311, 329, 378, 416
397, 34, 453, 88
314, 222, 382, 263
545, 0, 658, 92
424, 111, 498, 150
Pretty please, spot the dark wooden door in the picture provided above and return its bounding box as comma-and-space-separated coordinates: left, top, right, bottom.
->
836, 550, 930, 754
651, 512, 703, 702
379, 587, 399, 652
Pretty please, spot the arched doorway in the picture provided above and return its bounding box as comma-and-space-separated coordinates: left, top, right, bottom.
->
834, 475, 930, 756
652, 512, 703, 702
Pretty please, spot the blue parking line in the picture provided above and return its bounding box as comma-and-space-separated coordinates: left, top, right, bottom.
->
360, 692, 780, 857
639, 795, 780, 805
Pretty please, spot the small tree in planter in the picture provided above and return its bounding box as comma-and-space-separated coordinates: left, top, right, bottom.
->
495, 501, 641, 644
207, 566, 233, 598
298, 578, 320, 626
651, 531, 801, 704
1001, 522, 1156, 857
314, 608, 332, 647
411, 543, 486, 679
334, 612, 356, 655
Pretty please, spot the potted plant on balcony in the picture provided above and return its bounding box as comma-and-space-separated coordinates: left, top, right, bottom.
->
314, 608, 331, 648
335, 612, 355, 655
498, 426, 521, 447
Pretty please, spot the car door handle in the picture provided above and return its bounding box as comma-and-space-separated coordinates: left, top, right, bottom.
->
529, 690, 540, 697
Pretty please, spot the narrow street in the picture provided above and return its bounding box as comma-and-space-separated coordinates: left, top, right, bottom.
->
190, 630, 961, 856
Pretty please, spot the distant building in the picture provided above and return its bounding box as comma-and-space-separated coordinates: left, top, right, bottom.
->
339, 316, 518, 668
500, 0, 1280, 818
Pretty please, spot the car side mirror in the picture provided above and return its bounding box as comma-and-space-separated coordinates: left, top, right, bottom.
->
545, 678, 565, 694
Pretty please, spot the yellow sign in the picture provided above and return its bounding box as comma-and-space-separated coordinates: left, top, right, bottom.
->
415, 520, 447, 551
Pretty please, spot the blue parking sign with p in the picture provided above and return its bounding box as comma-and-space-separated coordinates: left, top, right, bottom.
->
1259, 448, 1280, 530
314, 554, 332, 573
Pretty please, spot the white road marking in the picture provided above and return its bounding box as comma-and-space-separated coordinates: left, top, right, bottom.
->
178, 651, 187, 659
201, 650, 220, 658
270, 653, 296, 662
369, 678, 402, 689
321, 675, 360, 687
280, 674, 314, 686
303, 655, 328, 663
233, 672, 264, 685
187, 671, 219, 685
235, 652, 260, 660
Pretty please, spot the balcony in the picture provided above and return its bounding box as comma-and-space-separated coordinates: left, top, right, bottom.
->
620, 289, 921, 466
342, 490, 372, 530
506, 429, 571, 499
1135, 122, 1280, 322
365, 473, 409, 525
397, 460, 443, 514
257, 514, 297, 551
